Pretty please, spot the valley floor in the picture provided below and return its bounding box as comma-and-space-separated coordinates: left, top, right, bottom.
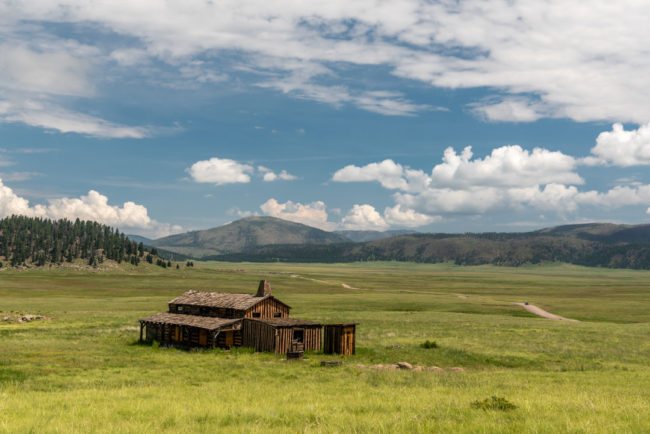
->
1, 261, 649, 433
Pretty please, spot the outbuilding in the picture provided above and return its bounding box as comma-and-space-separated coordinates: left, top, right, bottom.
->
242, 317, 322, 354
323, 323, 357, 356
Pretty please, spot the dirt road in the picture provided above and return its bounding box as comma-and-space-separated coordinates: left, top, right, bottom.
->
515, 303, 579, 322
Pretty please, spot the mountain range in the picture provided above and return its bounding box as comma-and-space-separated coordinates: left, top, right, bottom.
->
130, 218, 650, 269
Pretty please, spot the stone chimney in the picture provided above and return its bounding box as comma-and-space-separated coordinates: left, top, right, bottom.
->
255, 280, 272, 297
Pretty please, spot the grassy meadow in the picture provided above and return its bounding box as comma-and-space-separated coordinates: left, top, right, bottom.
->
1, 261, 649, 433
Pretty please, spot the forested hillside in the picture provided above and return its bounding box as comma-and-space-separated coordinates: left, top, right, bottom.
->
0, 216, 145, 267
203, 226, 650, 269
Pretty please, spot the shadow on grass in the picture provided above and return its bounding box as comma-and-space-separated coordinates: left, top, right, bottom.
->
0, 367, 27, 384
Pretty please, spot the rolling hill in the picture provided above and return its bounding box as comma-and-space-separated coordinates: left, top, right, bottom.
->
148, 216, 349, 257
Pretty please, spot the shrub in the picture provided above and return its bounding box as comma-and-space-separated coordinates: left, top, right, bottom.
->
420, 340, 438, 349
471, 396, 517, 411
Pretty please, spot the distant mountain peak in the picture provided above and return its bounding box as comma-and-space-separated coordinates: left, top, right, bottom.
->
149, 216, 348, 257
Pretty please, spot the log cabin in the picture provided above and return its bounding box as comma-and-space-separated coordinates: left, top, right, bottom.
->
138, 280, 351, 355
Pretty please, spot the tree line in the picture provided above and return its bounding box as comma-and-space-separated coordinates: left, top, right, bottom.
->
0, 215, 146, 267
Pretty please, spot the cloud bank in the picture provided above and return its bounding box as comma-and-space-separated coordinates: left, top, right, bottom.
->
0, 179, 180, 238
3, 1, 650, 124
332, 141, 650, 228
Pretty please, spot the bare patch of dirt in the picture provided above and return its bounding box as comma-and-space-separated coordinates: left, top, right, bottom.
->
515, 303, 579, 322
360, 363, 455, 372
1, 313, 51, 323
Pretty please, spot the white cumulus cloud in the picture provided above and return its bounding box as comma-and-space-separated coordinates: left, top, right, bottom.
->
188, 157, 254, 185
384, 205, 438, 227
258, 166, 297, 182
332, 159, 430, 193
341, 204, 389, 231
431, 145, 582, 188
333, 145, 581, 192
341, 204, 438, 230
260, 198, 335, 231
585, 123, 650, 167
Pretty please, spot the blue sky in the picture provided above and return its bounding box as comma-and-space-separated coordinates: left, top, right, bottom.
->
1, 1, 650, 237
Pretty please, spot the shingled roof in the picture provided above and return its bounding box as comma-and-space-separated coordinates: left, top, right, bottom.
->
168, 290, 291, 310
139, 313, 241, 330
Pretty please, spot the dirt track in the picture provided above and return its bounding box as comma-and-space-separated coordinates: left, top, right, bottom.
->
515, 303, 579, 322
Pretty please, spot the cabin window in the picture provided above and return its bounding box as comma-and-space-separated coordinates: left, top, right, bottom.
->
293, 329, 304, 343
252, 312, 261, 318
177, 306, 184, 313
274, 312, 282, 318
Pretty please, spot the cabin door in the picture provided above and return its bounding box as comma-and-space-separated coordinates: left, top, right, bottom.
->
292, 328, 305, 352
199, 330, 208, 346
173, 326, 182, 342
224, 331, 234, 347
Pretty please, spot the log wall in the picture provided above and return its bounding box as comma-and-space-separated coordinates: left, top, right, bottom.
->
242, 319, 321, 354
244, 298, 290, 319
323, 325, 356, 356
215, 330, 243, 348
141, 322, 241, 348
241, 319, 276, 352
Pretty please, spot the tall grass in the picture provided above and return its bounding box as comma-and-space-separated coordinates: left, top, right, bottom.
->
0, 262, 649, 432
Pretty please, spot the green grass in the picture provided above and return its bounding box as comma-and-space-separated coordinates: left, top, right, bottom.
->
1, 261, 649, 433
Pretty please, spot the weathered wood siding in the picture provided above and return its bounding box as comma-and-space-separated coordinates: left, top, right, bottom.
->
242, 319, 276, 352
323, 325, 356, 355
274, 326, 321, 354
145, 323, 164, 342
141, 322, 241, 348
241, 319, 321, 354
244, 298, 290, 319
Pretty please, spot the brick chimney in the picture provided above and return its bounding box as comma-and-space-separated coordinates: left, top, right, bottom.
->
255, 280, 272, 297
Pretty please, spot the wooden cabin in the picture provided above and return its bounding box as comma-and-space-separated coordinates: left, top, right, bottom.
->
139, 313, 242, 348
323, 323, 357, 356
242, 318, 322, 354
138, 280, 355, 355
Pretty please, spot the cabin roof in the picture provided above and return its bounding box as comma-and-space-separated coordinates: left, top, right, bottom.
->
324, 323, 358, 326
249, 317, 322, 328
139, 312, 240, 331
169, 290, 291, 310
